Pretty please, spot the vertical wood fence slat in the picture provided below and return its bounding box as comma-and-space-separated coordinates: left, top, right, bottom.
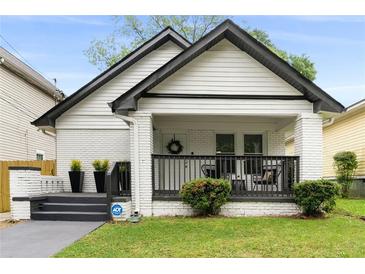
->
0, 160, 56, 212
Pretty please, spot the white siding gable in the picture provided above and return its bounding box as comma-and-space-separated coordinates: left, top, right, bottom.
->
149, 39, 303, 96
56, 41, 183, 129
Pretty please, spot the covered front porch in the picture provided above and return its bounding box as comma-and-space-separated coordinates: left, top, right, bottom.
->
150, 114, 299, 200
125, 110, 322, 216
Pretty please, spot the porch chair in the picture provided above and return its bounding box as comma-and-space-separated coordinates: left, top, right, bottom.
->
253, 168, 280, 191
201, 164, 216, 178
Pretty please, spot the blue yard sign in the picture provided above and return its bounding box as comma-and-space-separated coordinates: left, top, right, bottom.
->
111, 203, 123, 218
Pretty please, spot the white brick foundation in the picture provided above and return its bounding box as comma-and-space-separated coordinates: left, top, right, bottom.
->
152, 200, 300, 217
111, 199, 132, 221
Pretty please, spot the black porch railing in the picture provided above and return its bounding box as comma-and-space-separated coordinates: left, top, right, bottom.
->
152, 154, 299, 199
106, 161, 132, 197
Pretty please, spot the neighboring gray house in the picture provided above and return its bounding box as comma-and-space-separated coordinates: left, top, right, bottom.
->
32, 20, 344, 218
0, 47, 64, 161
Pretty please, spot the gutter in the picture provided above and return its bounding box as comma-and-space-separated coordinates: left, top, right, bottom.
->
114, 114, 140, 214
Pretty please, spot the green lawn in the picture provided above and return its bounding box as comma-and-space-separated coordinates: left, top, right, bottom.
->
55, 199, 365, 258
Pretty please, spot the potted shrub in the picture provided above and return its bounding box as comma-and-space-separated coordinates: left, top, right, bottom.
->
92, 159, 110, 193
69, 160, 84, 193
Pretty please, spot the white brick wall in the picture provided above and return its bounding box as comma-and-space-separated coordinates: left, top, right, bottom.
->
152, 201, 300, 216
9, 168, 63, 219
11, 201, 31, 220
9, 169, 40, 220
56, 129, 130, 192
10, 169, 41, 197
268, 130, 286, 155
129, 112, 153, 216
294, 113, 323, 181
188, 130, 215, 154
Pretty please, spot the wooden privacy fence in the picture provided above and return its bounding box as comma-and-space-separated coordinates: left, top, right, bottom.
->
0, 160, 56, 212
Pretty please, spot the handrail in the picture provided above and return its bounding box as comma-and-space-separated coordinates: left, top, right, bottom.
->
106, 162, 118, 220
152, 154, 300, 158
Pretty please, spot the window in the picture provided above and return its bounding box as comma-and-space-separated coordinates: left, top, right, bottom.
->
36, 150, 45, 160
36, 154, 44, 160
244, 134, 263, 155
216, 134, 235, 155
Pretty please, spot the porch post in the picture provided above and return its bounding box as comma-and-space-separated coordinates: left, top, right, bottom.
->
129, 111, 153, 216
294, 113, 323, 182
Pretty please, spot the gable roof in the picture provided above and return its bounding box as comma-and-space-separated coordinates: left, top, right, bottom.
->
110, 19, 344, 114
0, 47, 64, 101
31, 27, 191, 128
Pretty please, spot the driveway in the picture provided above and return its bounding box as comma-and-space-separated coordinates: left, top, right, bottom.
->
0, 221, 104, 257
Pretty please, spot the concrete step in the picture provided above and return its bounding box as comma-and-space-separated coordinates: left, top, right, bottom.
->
31, 211, 108, 221
40, 203, 108, 212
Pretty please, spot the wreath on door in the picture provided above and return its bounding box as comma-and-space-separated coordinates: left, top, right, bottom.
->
166, 136, 184, 154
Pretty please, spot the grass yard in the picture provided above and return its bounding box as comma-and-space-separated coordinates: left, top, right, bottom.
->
55, 199, 365, 258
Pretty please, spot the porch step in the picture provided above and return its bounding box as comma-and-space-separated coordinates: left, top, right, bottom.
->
31, 211, 108, 221
46, 195, 107, 204
30, 193, 110, 221
40, 202, 108, 212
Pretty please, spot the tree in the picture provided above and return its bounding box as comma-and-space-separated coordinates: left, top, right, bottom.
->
85, 16, 317, 80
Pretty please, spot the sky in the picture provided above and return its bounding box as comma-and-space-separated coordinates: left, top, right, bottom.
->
0, 15, 364, 107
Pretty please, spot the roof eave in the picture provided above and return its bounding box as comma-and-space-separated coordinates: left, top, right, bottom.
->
32, 27, 191, 128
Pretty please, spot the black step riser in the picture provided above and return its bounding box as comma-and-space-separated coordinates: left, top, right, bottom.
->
41, 204, 107, 212
31, 213, 107, 222
46, 196, 107, 204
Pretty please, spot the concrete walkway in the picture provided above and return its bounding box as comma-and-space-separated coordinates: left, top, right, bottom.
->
0, 221, 104, 257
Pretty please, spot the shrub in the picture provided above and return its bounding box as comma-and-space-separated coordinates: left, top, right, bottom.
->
70, 160, 82, 171
333, 151, 358, 198
294, 179, 341, 216
180, 177, 231, 215
92, 159, 110, 172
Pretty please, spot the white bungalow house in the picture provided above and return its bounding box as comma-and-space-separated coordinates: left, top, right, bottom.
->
32, 20, 344, 218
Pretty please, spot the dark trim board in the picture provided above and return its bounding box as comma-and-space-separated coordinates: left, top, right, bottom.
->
8, 166, 41, 171
31, 27, 191, 128
143, 93, 308, 101
12, 197, 31, 201
111, 19, 344, 114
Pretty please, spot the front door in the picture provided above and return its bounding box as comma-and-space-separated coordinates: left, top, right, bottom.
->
216, 134, 236, 178
161, 134, 188, 192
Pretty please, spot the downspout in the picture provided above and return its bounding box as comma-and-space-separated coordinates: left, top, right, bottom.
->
323, 117, 335, 128
114, 114, 140, 214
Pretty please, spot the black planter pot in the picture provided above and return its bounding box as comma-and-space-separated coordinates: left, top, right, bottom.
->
68, 171, 84, 193
94, 171, 106, 193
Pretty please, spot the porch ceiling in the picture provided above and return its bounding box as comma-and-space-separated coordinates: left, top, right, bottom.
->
153, 114, 295, 132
